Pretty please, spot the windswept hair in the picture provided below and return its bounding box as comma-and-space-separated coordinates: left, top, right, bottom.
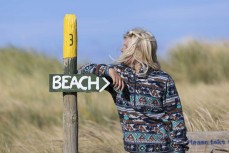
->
117, 28, 161, 75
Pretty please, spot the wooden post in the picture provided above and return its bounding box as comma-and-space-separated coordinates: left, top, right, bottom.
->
63, 14, 78, 153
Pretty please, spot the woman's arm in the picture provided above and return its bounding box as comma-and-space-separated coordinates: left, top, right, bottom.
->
78, 63, 110, 77
163, 76, 189, 153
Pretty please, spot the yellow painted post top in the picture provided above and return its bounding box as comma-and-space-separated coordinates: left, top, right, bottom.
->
63, 14, 77, 58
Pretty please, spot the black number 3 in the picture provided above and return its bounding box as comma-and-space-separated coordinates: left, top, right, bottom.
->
69, 34, 73, 46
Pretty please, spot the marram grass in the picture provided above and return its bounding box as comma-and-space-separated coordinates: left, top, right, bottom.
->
0, 41, 228, 152
163, 39, 229, 84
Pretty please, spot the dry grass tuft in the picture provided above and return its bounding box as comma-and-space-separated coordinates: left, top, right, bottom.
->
0, 41, 228, 152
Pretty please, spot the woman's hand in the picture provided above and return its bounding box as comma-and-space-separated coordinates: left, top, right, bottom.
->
109, 68, 125, 91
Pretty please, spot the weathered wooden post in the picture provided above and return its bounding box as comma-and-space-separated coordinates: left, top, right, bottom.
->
49, 14, 110, 152
63, 14, 78, 153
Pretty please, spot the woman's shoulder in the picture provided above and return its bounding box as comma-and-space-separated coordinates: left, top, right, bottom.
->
147, 68, 174, 82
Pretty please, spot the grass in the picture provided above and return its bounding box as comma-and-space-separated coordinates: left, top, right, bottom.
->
162, 39, 229, 84
0, 40, 228, 152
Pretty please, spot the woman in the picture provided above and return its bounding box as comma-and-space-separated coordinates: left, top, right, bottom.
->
78, 28, 189, 153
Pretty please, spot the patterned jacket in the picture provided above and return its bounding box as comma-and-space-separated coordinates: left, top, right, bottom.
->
78, 63, 189, 153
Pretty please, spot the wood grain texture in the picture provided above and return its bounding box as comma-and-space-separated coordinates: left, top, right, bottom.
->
63, 58, 78, 153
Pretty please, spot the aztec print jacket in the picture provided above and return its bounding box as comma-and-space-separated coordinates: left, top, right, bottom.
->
78, 63, 189, 153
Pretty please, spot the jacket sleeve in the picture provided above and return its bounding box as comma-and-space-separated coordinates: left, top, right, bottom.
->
163, 76, 189, 153
78, 63, 110, 77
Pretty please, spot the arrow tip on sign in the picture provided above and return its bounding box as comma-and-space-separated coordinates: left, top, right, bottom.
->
99, 77, 110, 92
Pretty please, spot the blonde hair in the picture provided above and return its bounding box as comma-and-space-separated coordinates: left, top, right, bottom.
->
117, 28, 161, 74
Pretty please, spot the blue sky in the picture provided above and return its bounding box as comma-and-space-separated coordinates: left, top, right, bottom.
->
0, 0, 229, 63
